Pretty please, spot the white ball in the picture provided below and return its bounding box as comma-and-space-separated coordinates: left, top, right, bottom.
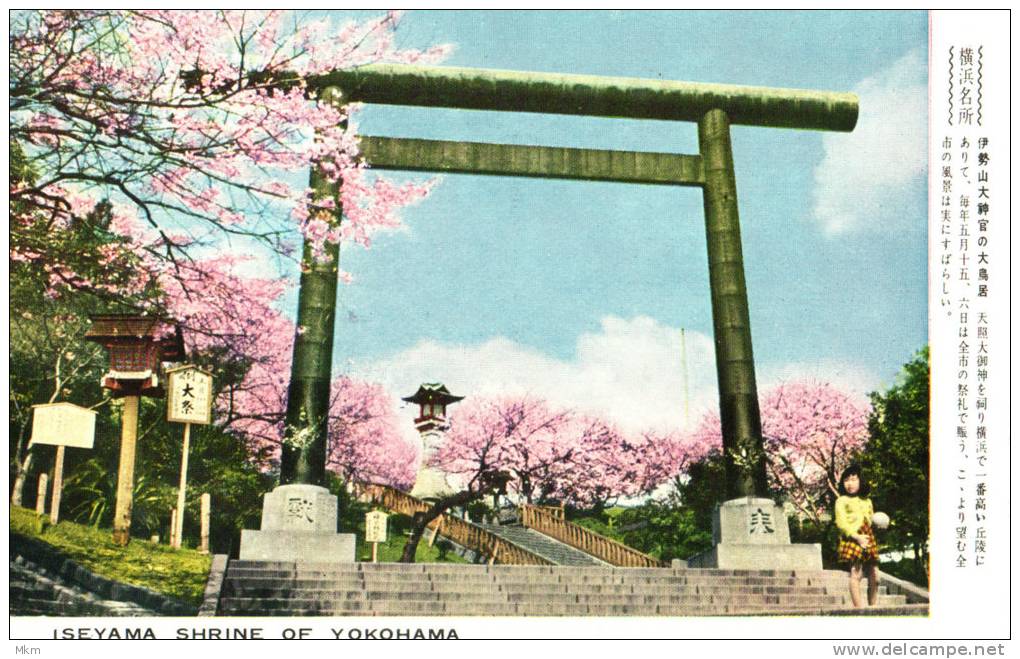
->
872, 512, 890, 530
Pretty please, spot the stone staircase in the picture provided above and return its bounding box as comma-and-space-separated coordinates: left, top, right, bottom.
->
358, 483, 661, 568
10, 533, 197, 617
214, 561, 928, 616
476, 524, 607, 566
10, 556, 158, 616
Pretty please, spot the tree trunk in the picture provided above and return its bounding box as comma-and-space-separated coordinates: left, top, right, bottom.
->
11, 450, 34, 507
399, 489, 487, 563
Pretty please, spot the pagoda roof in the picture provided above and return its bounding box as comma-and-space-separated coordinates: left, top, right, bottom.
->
401, 382, 464, 405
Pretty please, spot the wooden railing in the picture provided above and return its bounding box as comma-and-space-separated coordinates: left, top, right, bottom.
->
519, 504, 666, 568
358, 483, 553, 566
533, 504, 565, 520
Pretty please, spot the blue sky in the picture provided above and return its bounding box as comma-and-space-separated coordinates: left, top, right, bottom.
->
274, 10, 929, 431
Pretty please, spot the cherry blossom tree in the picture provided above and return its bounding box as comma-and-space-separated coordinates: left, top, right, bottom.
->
10, 10, 444, 497
436, 396, 574, 505
434, 396, 689, 508
684, 381, 871, 524
198, 278, 416, 490
10, 10, 449, 278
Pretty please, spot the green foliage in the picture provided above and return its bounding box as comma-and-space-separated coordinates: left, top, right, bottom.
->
51, 396, 269, 553
615, 502, 713, 562
860, 346, 930, 583
465, 499, 493, 524
674, 454, 728, 536
63, 459, 166, 534
11, 506, 211, 605
879, 556, 930, 589
788, 516, 842, 567
11, 140, 36, 186
571, 515, 622, 541
570, 500, 712, 563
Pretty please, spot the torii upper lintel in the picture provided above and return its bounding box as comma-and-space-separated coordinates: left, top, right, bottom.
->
311, 63, 859, 132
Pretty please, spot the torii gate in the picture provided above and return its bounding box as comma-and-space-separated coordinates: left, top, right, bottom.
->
279, 64, 858, 504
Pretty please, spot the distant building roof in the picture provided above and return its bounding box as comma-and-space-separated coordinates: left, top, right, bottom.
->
401, 382, 464, 406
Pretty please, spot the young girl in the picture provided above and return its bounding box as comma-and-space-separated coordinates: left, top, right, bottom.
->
835, 464, 879, 607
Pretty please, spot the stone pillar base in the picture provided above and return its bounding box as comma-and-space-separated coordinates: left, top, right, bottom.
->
410, 466, 455, 501
686, 496, 822, 570
239, 484, 355, 563
239, 529, 355, 562
686, 543, 822, 570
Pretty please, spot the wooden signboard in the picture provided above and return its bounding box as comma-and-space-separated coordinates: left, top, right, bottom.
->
365, 510, 389, 562
366, 510, 389, 543
166, 365, 213, 425
29, 403, 97, 524
29, 402, 97, 449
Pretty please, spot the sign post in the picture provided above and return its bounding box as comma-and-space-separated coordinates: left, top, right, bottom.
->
199, 493, 211, 554
365, 510, 388, 563
167, 366, 213, 549
35, 474, 48, 516
29, 403, 97, 524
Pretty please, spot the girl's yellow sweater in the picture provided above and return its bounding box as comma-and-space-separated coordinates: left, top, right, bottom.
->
835, 495, 874, 537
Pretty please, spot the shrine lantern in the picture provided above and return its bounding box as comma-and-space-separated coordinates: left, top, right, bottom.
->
401, 383, 464, 433
85, 315, 185, 397
402, 383, 464, 502
84, 314, 184, 546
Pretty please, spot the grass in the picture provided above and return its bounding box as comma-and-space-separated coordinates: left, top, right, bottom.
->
351, 513, 469, 564
10, 507, 469, 609
11, 506, 211, 606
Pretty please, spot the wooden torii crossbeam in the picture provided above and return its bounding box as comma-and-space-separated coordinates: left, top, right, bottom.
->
282, 64, 858, 500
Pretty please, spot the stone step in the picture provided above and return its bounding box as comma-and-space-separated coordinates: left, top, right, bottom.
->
220, 596, 857, 617
228, 561, 813, 578
223, 569, 839, 588
222, 588, 513, 603
228, 563, 805, 577
215, 560, 914, 617
221, 573, 846, 589
740, 603, 929, 617
221, 578, 853, 598
220, 583, 864, 605
218, 597, 708, 616
10, 583, 59, 597
219, 588, 865, 606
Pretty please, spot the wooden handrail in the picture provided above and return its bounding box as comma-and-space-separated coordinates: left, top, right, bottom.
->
519, 504, 666, 568
359, 483, 553, 566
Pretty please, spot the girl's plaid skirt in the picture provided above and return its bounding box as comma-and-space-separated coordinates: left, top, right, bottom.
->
837, 522, 879, 564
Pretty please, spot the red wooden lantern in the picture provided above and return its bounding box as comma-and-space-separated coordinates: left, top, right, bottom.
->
85, 315, 185, 397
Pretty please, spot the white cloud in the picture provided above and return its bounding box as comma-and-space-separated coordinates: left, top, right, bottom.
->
812, 50, 927, 235
758, 359, 880, 400
353, 316, 881, 437
355, 316, 715, 435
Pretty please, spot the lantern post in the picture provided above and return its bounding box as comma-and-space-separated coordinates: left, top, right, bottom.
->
86, 316, 184, 546
401, 383, 464, 502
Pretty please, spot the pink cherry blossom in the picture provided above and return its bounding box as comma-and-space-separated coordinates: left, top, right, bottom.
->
11, 10, 453, 272
684, 381, 870, 521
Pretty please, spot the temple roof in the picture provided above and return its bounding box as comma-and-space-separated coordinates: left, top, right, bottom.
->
401, 382, 464, 405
